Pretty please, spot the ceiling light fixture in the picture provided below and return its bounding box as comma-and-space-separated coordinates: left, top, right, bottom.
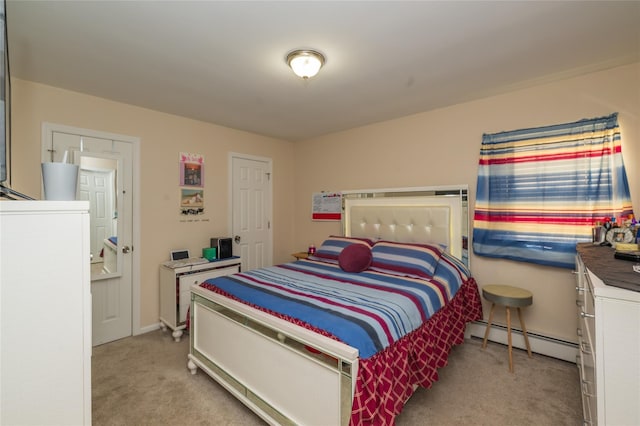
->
286, 49, 325, 79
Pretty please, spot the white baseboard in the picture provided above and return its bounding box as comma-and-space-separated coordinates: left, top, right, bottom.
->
135, 322, 162, 336
465, 321, 578, 363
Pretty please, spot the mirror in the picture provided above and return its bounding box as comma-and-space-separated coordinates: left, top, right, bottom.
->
74, 151, 122, 280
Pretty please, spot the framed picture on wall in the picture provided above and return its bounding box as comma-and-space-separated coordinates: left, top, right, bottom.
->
180, 188, 204, 215
179, 152, 204, 187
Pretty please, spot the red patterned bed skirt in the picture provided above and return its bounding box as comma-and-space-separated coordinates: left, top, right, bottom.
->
350, 277, 483, 425
198, 277, 483, 426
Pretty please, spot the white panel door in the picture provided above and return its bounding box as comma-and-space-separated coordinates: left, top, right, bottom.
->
231, 155, 272, 271
44, 128, 134, 346
79, 168, 114, 262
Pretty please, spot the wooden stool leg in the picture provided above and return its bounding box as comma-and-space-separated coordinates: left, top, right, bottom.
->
517, 307, 532, 358
506, 307, 513, 373
482, 303, 496, 349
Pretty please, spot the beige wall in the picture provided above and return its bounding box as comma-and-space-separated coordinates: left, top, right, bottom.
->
10, 63, 639, 342
293, 63, 639, 344
11, 79, 296, 329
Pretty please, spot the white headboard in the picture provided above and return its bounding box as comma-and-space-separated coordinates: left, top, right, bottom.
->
342, 186, 469, 267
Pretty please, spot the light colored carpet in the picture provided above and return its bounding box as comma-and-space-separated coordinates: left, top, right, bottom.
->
92, 330, 582, 425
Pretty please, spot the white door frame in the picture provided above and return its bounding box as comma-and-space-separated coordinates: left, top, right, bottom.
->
42, 122, 143, 336
228, 152, 273, 268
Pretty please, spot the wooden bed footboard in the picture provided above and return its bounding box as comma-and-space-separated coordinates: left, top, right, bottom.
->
188, 285, 359, 426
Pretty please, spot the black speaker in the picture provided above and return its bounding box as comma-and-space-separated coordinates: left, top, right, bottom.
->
211, 237, 233, 259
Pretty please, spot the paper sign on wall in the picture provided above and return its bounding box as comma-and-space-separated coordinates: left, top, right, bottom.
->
312, 192, 342, 221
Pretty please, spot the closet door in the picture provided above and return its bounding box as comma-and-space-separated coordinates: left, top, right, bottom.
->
231, 154, 272, 272
42, 122, 137, 346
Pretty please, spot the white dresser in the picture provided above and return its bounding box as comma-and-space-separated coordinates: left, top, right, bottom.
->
575, 244, 640, 426
159, 257, 241, 342
0, 201, 91, 425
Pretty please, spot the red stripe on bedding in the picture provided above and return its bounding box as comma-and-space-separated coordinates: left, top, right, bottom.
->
280, 263, 432, 322
199, 282, 340, 342
238, 270, 397, 345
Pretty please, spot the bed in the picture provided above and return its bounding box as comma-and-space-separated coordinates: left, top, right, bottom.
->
187, 186, 482, 425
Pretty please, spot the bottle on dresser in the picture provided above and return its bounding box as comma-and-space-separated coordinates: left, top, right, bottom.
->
632, 216, 640, 244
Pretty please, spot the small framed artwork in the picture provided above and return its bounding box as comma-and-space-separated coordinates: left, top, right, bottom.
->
180, 188, 204, 215
180, 152, 204, 187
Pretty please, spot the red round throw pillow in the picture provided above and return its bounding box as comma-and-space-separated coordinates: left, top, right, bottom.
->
338, 244, 372, 273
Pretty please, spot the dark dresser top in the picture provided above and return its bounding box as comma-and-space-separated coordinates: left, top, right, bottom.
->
577, 243, 640, 292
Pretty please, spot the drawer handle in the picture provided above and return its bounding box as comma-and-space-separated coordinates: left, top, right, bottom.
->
581, 380, 595, 398
580, 341, 591, 355
580, 311, 595, 319
575, 285, 585, 293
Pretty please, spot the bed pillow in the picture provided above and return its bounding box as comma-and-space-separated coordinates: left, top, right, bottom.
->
370, 241, 443, 279
338, 243, 373, 273
309, 236, 374, 263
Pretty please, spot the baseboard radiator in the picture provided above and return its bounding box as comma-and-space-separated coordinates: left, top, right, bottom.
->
465, 321, 578, 363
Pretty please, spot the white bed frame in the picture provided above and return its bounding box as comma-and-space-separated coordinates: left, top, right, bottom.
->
187, 186, 469, 425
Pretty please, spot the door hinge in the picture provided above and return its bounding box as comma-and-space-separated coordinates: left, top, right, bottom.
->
268, 221, 271, 229
266, 172, 271, 181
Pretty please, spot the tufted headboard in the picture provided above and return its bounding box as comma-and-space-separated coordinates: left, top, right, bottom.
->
342, 186, 469, 267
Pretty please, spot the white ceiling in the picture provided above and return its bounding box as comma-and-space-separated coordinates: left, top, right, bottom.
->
6, 1, 640, 142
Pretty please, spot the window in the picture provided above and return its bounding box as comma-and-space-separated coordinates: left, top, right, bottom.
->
473, 113, 633, 269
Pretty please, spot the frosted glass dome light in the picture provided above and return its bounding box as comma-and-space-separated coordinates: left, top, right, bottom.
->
286, 49, 325, 79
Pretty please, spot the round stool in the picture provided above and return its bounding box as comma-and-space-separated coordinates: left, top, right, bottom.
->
481, 284, 533, 373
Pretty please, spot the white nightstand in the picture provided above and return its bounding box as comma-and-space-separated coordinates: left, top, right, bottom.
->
159, 256, 241, 342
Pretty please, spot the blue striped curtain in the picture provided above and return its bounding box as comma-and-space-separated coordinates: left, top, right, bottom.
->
473, 113, 634, 269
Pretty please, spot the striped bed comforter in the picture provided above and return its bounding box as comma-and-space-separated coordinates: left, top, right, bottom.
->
200, 255, 465, 359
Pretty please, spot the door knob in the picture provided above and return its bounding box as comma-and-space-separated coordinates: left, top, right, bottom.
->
122, 246, 131, 253
234, 235, 241, 243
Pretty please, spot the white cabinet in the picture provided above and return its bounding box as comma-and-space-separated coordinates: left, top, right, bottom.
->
575, 245, 640, 426
1, 201, 91, 425
159, 257, 241, 342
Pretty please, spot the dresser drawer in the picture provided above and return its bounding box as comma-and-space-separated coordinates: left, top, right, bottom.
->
577, 338, 596, 425
575, 254, 597, 425
577, 296, 595, 359
576, 291, 596, 362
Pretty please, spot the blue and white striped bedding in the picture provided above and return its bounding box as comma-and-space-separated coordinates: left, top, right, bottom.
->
201, 255, 465, 359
